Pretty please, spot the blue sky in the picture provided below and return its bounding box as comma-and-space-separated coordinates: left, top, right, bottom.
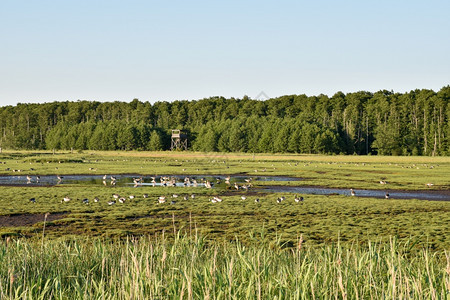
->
1, 0, 449, 106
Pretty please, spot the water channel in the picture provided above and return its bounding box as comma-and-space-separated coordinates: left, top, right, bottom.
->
0, 174, 448, 201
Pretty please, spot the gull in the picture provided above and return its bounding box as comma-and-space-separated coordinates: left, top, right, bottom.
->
112, 194, 120, 199
241, 196, 247, 200
129, 195, 135, 200
63, 196, 71, 202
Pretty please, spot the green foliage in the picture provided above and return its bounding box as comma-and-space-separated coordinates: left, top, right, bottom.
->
1, 87, 450, 155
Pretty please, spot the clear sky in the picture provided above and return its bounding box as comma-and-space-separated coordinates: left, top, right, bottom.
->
1, 0, 449, 106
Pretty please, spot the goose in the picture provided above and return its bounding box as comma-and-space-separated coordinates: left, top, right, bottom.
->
234, 183, 239, 190
350, 189, 356, 196
213, 196, 223, 202
26, 175, 32, 182
380, 180, 387, 185
294, 195, 304, 203
205, 181, 213, 189
210, 198, 218, 203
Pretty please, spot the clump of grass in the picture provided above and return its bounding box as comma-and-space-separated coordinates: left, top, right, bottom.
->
0, 233, 448, 299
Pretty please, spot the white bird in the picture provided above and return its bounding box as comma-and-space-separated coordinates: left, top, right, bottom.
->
191, 194, 195, 199
108, 200, 116, 205
241, 196, 247, 200
172, 194, 179, 198
350, 189, 356, 196
426, 183, 434, 187
112, 194, 120, 199
94, 197, 99, 203
129, 195, 135, 200
254, 198, 260, 203
118, 197, 126, 203
158, 196, 166, 204
63, 196, 71, 202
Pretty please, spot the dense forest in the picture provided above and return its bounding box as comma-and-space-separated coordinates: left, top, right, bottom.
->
1, 87, 449, 155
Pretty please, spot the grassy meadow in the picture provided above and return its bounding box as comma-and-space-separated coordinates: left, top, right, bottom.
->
0, 150, 449, 298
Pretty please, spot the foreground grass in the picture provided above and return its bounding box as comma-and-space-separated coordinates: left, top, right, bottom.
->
1, 234, 449, 299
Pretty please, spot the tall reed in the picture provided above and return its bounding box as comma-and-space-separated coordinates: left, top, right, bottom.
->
0, 233, 448, 299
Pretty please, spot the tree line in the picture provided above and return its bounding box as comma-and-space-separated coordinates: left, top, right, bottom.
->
1, 87, 449, 155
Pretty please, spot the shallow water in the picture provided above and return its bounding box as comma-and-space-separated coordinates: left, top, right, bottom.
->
0, 174, 296, 187
261, 186, 450, 201
0, 174, 448, 201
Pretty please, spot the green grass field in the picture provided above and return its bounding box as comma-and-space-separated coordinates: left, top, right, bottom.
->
0, 151, 449, 298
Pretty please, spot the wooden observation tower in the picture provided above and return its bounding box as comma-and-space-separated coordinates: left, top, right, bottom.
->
170, 129, 188, 151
